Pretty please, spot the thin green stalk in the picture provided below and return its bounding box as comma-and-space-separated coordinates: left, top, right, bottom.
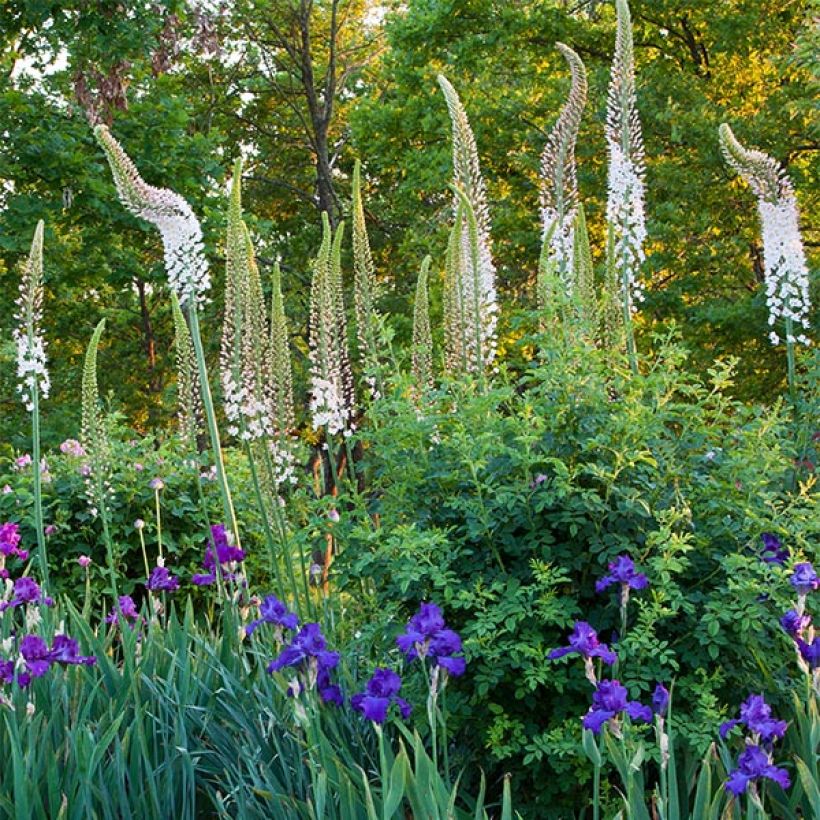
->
138, 526, 150, 578
244, 441, 285, 599
785, 317, 797, 405
622, 254, 638, 375
593, 760, 601, 820
30, 384, 48, 589
154, 487, 163, 560
186, 306, 240, 548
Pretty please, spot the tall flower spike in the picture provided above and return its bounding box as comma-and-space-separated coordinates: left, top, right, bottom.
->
719, 124, 811, 347
309, 214, 355, 436
438, 75, 498, 374
412, 255, 434, 396
94, 126, 210, 306
14, 221, 50, 412
220, 159, 272, 441
268, 261, 295, 437
80, 320, 110, 514
540, 43, 587, 287
171, 292, 202, 450
352, 159, 381, 378
605, 0, 647, 328
443, 202, 466, 373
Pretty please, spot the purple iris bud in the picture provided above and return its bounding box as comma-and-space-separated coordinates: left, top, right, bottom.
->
317, 667, 344, 706
790, 563, 819, 596
797, 637, 820, 670
351, 668, 412, 724
720, 694, 787, 742
725, 745, 790, 796
652, 683, 670, 717
582, 680, 652, 734
146, 566, 180, 592
396, 602, 467, 675
48, 635, 96, 667
0, 659, 14, 685
759, 533, 788, 565
548, 621, 617, 666
595, 555, 649, 594
781, 609, 811, 639
246, 595, 299, 637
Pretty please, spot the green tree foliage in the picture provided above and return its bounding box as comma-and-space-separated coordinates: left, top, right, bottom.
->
348, 0, 818, 397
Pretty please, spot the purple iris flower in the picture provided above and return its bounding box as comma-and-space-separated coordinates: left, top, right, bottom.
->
105, 595, 140, 626
652, 683, 670, 717
595, 555, 649, 594
0, 659, 14, 685
396, 603, 467, 676
0, 577, 51, 611
548, 621, 617, 666
317, 667, 344, 706
797, 638, 820, 670
781, 609, 811, 639
582, 680, 652, 734
351, 668, 412, 724
0, 522, 27, 560
47, 635, 96, 667
19, 635, 51, 683
246, 595, 299, 637
725, 745, 790, 796
268, 623, 339, 673
192, 524, 246, 586
719, 694, 787, 742
759, 533, 788, 565
146, 566, 180, 592
790, 563, 819, 596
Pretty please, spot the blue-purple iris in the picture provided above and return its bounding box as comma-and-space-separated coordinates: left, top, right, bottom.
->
790, 563, 819, 596
192, 524, 246, 586
396, 603, 466, 676
652, 683, 670, 717
0, 576, 52, 611
797, 637, 820, 670
582, 680, 652, 734
548, 621, 617, 666
2, 634, 96, 688
268, 623, 342, 705
105, 595, 140, 626
351, 668, 412, 724
719, 694, 787, 742
595, 555, 649, 594
146, 565, 180, 592
246, 595, 299, 637
725, 745, 790, 796
780, 609, 811, 639
759, 533, 788, 565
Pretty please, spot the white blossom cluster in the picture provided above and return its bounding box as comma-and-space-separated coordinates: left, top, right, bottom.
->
605, 0, 647, 314
719, 124, 811, 347
309, 377, 353, 437
268, 439, 299, 488
13, 329, 49, 412
606, 141, 647, 310
223, 373, 273, 441
13, 222, 49, 411
95, 126, 210, 307
759, 198, 811, 345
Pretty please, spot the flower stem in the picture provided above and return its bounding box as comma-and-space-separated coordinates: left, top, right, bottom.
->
186, 306, 240, 549
30, 382, 48, 590
154, 488, 163, 560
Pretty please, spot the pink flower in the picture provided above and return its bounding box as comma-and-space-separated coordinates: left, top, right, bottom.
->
44, 525, 57, 537
14, 454, 32, 470
133, 462, 144, 472
59, 439, 85, 457
77, 555, 92, 568
1, 486, 11, 495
